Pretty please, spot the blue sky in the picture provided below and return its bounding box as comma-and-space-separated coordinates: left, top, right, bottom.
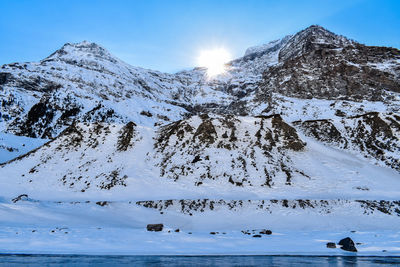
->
0, 0, 399, 72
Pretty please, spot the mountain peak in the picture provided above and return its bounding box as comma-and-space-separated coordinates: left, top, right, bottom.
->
304, 24, 330, 32
244, 39, 283, 57
278, 25, 354, 61
43, 41, 118, 64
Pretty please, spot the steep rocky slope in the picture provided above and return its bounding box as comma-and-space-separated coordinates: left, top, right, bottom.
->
154, 114, 306, 187
0, 41, 188, 138
261, 26, 400, 101
1, 121, 142, 192
294, 112, 400, 171
1, 25, 399, 141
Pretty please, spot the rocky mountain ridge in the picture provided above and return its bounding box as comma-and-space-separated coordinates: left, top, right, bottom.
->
1, 26, 400, 255
0, 25, 399, 196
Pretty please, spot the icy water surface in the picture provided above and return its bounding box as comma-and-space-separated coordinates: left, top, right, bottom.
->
1, 255, 400, 266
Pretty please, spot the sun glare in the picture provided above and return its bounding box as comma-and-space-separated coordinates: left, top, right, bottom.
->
197, 48, 232, 77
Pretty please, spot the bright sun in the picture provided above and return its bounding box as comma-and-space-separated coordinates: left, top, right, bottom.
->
197, 48, 232, 77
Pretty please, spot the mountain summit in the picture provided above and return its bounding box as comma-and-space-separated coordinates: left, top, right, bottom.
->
278, 25, 354, 61
44, 41, 118, 64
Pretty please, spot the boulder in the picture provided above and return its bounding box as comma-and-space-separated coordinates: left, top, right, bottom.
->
338, 237, 357, 252
260, 229, 272, 235
146, 224, 163, 232
326, 242, 336, 248
252, 234, 262, 238
95, 201, 108, 206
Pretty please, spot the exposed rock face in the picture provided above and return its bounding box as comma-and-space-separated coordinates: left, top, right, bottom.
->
0, 41, 188, 138
1, 25, 400, 140
116, 121, 136, 151
11, 194, 29, 203
261, 26, 400, 101
136, 199, 400, 217
7, 94, 82, 138
356, 200, 400, 215
154, 114, 306, 187
44, 41, 119, 65
295, 112, 400, 172
1, 122, 140, 192
338, 237, 357, 252
278, 25, 354, 62
294, 119, 346, 145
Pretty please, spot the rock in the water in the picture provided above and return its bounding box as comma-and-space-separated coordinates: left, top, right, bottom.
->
146, 224, 163, 232
326, 242, 336, 248
338, 237, 357, 252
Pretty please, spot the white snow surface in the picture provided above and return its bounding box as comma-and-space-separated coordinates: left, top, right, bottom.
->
0, 132, 48, 163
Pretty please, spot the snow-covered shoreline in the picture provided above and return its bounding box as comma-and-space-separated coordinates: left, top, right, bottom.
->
1, 197, 400, 255
1, 227, 399, 256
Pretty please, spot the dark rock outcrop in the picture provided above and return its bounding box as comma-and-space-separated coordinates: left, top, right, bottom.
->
154, 114, 307, 186
296, 113, 400, 172
116, 121, 136, 151
11, 194, 29, 203
338, 237, 357, 252
326, 242, 336, 248
261, 26, 400, 101
146, 224, 163, 232
259, 229, 272, 235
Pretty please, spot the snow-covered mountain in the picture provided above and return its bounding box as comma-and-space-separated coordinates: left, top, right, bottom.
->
1, 25, 400, 255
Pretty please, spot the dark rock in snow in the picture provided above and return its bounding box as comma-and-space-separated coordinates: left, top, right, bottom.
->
192, 155, 202, 163
252, 234, 262, 238
326, 242, 336, 248
140, 110, 153, 117
12, 194, 29, 203
338, 237, 357, 252
96, 201, 108, 206
147, 224, 163, 232
259, 229, 272, 235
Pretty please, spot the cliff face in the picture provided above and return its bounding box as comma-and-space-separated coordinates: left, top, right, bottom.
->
261, 26, 400, 101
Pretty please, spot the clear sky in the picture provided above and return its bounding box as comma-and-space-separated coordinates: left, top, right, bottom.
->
0, 0, 399, 73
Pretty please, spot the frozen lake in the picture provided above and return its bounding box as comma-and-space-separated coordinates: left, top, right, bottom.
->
1, 255, 400, 266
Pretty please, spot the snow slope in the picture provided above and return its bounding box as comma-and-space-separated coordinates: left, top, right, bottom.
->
0, 25, 400, 255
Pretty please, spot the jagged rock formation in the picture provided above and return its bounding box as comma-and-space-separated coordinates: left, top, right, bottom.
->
261, 26, 400, 101
1, 25, 400, 140
135, 199, 400, 217
154, 114, 306, 187
1, 121, 141, 191
0, 24, 399, 197
295, 112, 400, 171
